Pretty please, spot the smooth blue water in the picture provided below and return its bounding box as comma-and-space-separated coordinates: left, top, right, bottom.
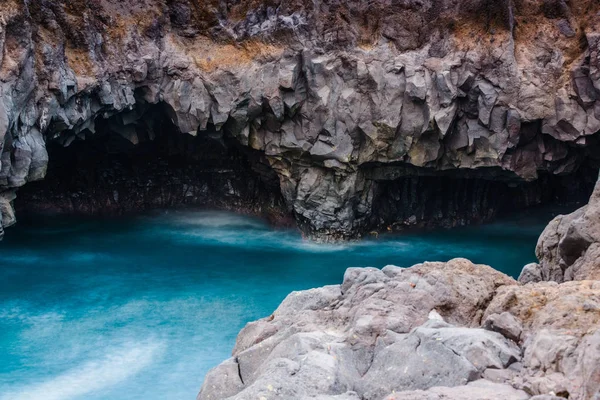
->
0, 209, 557, 400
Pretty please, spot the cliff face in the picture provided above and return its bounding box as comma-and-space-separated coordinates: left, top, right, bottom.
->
1, 0, 600, 239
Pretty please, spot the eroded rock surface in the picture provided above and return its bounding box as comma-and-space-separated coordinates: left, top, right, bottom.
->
197, 258, 600, 399
485, 280, 600, 399
1, 0, 600, 239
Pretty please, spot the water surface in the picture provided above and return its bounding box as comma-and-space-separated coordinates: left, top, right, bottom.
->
0, 209, 559, 400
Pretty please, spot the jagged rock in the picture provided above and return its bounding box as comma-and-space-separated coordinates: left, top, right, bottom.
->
483, 312, 523, 343
536, 178, 600, 281
359, 320, 521, 399
199, 259, 522, 400
201, 250, 600, 400
518, 263, 543, 284
484, 281, 600, 336
484, 281, 600, 399
201, 319, 523, 400
1, 0, 600, 239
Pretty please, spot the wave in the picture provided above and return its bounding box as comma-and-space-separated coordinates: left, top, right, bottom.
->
152, 210, 267, 229
168, 228, 352, 253
138, 211, 351, 254
1, 339, 165, 400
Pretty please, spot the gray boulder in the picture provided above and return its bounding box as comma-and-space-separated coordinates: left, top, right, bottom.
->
360, 320, 521, 399
200, 250, 600, 400
483, 312, 523, 343
199, 259, 521, 400
518, 263, 543, 285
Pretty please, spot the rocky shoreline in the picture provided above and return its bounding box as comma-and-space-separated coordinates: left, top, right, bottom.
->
198, 178, 600, 400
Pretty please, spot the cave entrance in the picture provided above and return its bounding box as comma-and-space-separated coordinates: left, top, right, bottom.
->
15, 103, 288, 223
365, 165, 599, 233
370, 164, 598, 231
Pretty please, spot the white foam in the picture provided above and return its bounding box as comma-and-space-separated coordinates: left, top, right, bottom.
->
171, 224, 347, 253
281, 239, 349, 253
1, 340, 165, 400
161, 211, 266, 229
135, 210, 361, 254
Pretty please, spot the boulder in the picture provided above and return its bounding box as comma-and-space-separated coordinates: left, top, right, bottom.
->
518, 263, 543, 284
360, 320, 521, 399
201, 253, 600, 400
482, 312, 523, 343
199, 259, 522, 400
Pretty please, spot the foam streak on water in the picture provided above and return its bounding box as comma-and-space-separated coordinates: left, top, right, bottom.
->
2, 340, 165, 400
0, 209, 557, 400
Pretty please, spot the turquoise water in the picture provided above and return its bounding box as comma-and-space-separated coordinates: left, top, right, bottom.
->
0, 209, 554, 400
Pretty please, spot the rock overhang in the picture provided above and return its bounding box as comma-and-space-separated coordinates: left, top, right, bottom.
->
1, 0, 600, 239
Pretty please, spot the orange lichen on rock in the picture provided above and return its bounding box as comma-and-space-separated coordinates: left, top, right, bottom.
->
183, 37, 284, 72
64, 47, 96, 77
485, 280, 600, 335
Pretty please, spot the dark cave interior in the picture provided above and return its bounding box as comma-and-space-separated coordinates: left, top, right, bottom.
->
14, 102, 600, 236
15, 103, 288, 224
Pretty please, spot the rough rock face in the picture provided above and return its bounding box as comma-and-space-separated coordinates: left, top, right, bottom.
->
485, 281, 600, 399
529, 177, 600, 282
198, 258, 600, 399
1, 0, 600, 239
